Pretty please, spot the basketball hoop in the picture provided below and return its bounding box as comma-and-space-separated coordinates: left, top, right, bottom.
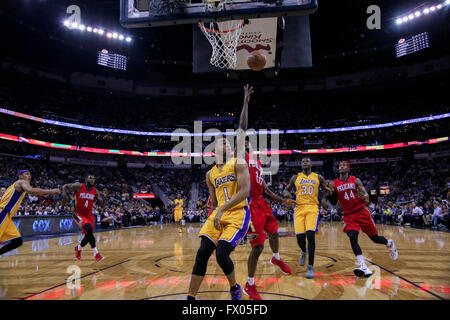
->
198, 19, 245, 69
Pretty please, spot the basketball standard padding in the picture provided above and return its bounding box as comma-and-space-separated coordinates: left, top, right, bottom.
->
247, 52, 266, 71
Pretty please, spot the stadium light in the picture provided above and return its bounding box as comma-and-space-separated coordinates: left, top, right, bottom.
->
61, 19, 132, 43
395, 1, 448, 25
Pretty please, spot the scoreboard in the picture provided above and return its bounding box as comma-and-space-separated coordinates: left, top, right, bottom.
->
395, 32, 430, 58
97, 49, 127, 70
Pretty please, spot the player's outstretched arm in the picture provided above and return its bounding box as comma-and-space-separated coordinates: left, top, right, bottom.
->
238, 84, 254, 132
16, 180, 60, 196
213, 163, 250, 230
355, 178, 369, 203
62, 182, 82, 198
282, 174, 297, 199
263, 181, 295, 207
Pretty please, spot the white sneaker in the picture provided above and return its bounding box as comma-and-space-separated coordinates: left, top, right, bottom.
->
353, 264, 372, 278
387, 239, 398, 260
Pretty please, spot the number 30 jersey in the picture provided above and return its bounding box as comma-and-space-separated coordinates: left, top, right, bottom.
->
75, 183, 97, 217
295, 172, 319, 206
209, 157, 249, 210
333, 176, 366, 214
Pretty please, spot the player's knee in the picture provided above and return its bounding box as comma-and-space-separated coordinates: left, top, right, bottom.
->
347, 230, 359, 242
12, 237, 23, 248
306, 231, 315, 242
296, 233, 306, 245
268, 231, 279, 240
83, 223, 93, 234
216, 250, 234, 275
192, 237, 215, 276
251, 244, 264, 256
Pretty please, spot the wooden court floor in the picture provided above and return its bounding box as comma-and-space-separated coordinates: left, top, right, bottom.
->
0, 222, 449, 300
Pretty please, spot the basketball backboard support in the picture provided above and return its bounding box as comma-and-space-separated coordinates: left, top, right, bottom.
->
120, 0, 318, 27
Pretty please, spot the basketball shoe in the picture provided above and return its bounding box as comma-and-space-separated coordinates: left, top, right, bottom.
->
270, 257, 292, 275
353, 262, 372, 277
95, 253, 104, 262
387, 239, 398, 260
243, 283, 263, 300
230, 283, 242, 300
75, 246, 81, 260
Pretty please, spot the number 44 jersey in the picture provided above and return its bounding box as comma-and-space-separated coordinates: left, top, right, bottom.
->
333, 176, 366, 214
75, 183, 97, 217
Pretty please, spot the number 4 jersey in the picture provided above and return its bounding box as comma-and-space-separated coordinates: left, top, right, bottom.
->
295, 172, 319, 206
75, 183, 97, 217
333, 176, 366, 214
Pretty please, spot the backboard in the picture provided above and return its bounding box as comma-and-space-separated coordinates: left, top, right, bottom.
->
120, 0, 318, 27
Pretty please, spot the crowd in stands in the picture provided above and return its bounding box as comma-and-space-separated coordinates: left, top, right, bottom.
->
1, 151, 448, 233
0, 155, 191, 229
0, 68, 448, 154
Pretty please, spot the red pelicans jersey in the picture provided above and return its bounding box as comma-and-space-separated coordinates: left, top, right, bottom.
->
245, 152, 263, 202
334, 176, 366, 214
75, 183, 97, 217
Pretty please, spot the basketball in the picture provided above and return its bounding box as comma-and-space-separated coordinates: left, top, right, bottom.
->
246, 52, 266, 71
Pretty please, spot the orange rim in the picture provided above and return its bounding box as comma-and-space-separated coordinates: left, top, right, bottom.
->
198, 20, 245, 34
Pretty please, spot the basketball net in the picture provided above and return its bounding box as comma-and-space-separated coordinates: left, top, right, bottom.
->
198, 20, 245, 69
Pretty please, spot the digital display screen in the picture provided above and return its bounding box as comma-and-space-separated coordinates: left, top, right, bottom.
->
380, 186, 390, 195
12, 215, 83, 236
97, 49, 127, 70
395, 32, 430, 58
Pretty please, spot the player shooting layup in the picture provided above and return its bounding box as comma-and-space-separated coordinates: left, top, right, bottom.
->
237, 85, 296, 300
187, 96, 251, 300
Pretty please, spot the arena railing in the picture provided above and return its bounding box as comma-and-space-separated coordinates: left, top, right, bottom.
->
0, 132, 447, 157
1, 107, 449, 136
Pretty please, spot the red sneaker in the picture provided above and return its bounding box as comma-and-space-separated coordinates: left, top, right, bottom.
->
270, 257, 292, 275
95, 253, 104, 262
75, 246, 81, 260
243, 282, 263, 300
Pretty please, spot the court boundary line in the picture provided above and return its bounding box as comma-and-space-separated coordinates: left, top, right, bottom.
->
20, 258, 131, 300
143, 290, 308, 300
366, 259, 447, 300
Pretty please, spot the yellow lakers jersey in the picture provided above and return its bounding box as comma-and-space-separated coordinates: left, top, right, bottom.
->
174, 199, 183, 210
0, 182, 27, 220
295, 172, 319, 206
209, 157, 248, 210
